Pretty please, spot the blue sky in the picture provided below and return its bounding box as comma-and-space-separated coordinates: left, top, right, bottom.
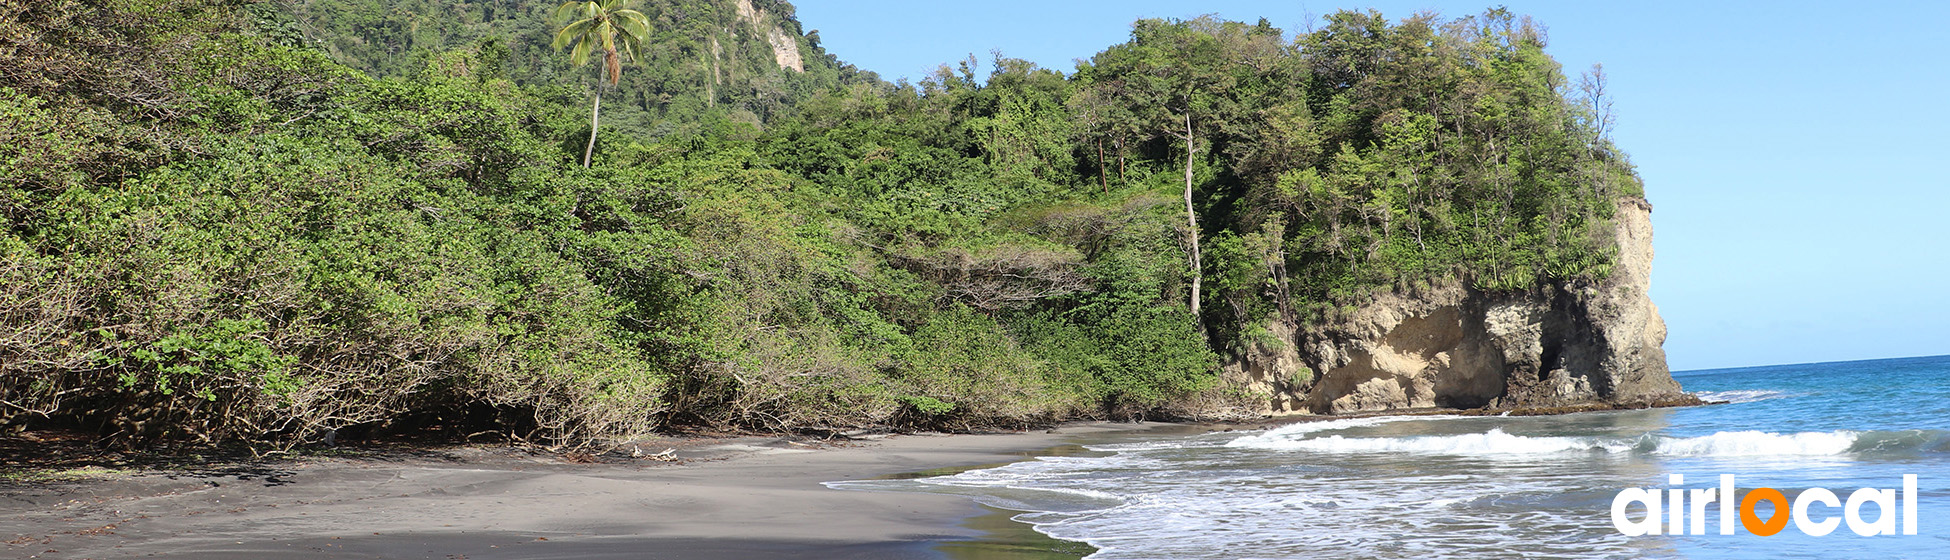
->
791, 1, 1950, 371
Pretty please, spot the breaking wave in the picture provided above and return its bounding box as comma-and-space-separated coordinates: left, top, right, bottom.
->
1693, 389, 1791, 404
1228, 428, 1950, 458
1221, 415, 1461, 448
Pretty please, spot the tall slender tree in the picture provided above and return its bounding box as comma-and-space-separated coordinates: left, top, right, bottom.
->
552, 0, 650, 168
1077, 17, 1279, 326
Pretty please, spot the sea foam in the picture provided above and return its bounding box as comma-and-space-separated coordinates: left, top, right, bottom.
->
1648, 430, 1857, 456
1227, 428, 1877, 458
1222, 415, 1461, 449
1230, 428, 1631, 455
1693, 389, 1790, 404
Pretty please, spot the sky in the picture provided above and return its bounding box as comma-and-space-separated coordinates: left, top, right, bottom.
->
790, 1, 1950, 372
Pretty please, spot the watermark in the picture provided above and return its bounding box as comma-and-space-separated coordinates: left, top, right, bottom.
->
1612, 474, 1918, 537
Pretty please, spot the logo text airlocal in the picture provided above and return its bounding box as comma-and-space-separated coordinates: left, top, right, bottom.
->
1612, 475, 1918, 537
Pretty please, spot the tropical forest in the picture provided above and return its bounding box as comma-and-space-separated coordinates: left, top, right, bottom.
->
0, 0, 1641, 449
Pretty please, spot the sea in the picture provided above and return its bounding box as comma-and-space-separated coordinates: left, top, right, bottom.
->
829, 355, 1950, 559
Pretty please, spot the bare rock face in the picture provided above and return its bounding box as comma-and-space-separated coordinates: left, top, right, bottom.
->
1292, 286, 1506, 414
1224, 198, 1694, 415
1226, 320, 1309, 413
735, 0, 805, 72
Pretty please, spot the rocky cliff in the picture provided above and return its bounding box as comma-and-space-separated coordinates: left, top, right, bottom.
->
736, 0, 806, 72
1227, 197, 1698, 415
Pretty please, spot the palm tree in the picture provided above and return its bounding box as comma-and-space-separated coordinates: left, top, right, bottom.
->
552, 0, 649, 168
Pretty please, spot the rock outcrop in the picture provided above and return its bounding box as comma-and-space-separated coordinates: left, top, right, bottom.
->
1226, 198, 1696, 415
736, 0, 805, 72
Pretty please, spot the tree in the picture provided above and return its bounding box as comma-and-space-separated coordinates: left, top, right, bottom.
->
552, 0, 650, 168
1077, 17, 1284, 326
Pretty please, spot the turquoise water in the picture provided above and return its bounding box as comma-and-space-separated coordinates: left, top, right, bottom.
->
831, 355, 1950, 559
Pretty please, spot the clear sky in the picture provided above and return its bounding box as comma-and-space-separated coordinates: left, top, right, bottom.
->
791, 1, 1950, 371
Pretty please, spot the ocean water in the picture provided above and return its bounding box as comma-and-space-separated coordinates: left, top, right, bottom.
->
830, 355, 1950, 559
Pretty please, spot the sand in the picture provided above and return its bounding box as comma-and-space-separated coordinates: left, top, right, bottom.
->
0, 422, 1192, 559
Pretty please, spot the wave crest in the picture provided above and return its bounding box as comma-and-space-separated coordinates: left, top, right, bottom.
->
1223, 415, 1457, 449
1227, 428, 1948, 458
1694, 389, 1790, 404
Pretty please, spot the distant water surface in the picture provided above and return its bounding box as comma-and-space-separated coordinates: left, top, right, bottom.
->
831, 355, 1950, 559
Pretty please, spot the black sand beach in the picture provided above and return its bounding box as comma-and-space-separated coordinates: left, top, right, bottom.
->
1, 423, 1184, 559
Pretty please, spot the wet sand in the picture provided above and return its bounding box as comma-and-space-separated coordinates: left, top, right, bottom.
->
0, 422, 1185, 559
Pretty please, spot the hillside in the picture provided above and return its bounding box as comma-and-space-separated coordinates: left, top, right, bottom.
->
276, 0, 873, 136
0, 0, 1677, 449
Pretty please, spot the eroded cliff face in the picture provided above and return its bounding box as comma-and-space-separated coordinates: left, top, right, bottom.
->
736, 0, 805, 72
1226, 198, 1695, 415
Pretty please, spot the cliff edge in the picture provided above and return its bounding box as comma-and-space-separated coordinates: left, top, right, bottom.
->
1228, 197, 1698, 415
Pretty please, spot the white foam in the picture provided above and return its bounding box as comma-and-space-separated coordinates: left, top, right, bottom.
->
919, 475, 1124, 501
1229, 428, 1863, 458
821, 380, 1927, 560
1232, 428, 1631, 455
1086, 439, 1205, 452
1223, 415, 1459, 449
1649, 430, 1858, 456
1695, 389, 1790, 404
832, 428, 1872, 559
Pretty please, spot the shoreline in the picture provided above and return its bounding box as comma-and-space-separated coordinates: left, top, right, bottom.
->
0, 402, 1714, 559
0, 422, 1201, 560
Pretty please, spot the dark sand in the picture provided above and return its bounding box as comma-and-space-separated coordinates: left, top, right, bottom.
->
1, 422, 1192, 559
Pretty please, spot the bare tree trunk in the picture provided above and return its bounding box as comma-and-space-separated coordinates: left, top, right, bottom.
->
1182, 112, 1201, 320
1097, 138, 1108, 194
583, 88, 602, 168
1273, 256, 1294, 323
1117, 137, 1126, 183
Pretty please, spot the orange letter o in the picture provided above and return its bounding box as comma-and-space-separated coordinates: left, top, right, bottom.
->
1740, 488, 1791, 536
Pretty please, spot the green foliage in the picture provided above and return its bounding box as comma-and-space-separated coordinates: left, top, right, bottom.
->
1283, 9, 1633, 296
888, 305, 1081, 429
1069, 10, 1638, 349
551, 1, 651, 81
283, 0, 872, 136
0, 1, 1648, 447
121, 319, 298, 399
1011, 305, 1217, 417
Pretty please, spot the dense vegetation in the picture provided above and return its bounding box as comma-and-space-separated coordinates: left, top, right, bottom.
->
277, 0, 872, 136
0, 0, 1638, 449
